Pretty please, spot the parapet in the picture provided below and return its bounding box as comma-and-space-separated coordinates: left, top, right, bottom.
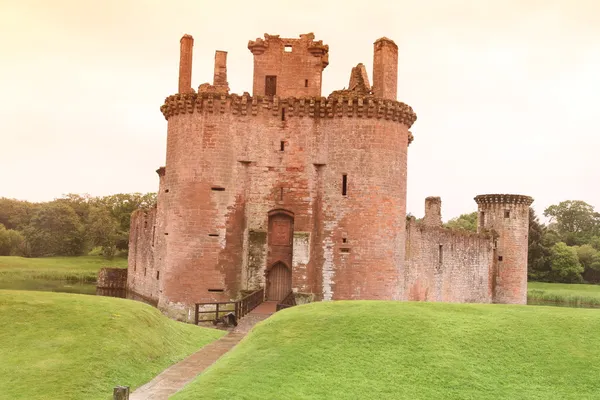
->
474, 194, 534, 206
159, 92, 417, 128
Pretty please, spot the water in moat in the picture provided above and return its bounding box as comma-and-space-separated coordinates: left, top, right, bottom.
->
0, 279, 156, 306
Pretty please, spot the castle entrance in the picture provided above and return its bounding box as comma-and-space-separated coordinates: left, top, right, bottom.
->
266, 210, 294, 301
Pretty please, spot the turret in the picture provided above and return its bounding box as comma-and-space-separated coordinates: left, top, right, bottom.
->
474, 194, 534, 305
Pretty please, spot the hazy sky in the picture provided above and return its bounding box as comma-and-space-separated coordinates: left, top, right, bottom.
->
1, 0, 598, 221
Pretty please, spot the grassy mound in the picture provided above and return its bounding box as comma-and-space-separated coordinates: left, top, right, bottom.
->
174, 301, 600, 400
0, 256, 127, 284
0, 290, 225, 400
528, 282, 600, 308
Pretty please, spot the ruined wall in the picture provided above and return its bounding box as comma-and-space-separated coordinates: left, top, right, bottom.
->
127, 207, 160, 302
248, 33, 329, 98
405, 218, 494, 303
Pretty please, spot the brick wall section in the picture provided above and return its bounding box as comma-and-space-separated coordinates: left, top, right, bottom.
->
127, 207, 160, 302
405, 218, 493, 303
372, 38, 398, 100
248, 33, 329, 98
97, 268, 127, 289
475, 194, 533, 305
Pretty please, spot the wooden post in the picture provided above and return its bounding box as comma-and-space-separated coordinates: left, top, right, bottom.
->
194, 304, 199, 325
113, 386, 129, 400
216, 303, 219, 321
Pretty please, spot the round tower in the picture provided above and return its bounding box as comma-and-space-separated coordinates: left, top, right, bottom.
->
474, 194, 533, 305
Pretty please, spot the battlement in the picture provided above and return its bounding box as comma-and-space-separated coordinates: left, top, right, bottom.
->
159, 91, 417, 130
474, 194, 534, 206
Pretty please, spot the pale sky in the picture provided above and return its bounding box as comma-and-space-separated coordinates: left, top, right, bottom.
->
1, 0, 598, 221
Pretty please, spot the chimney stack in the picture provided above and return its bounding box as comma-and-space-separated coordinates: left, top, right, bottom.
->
372, 37, 398, 100
178, 34, 194, 93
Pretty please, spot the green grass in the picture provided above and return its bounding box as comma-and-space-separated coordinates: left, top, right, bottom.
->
0, 290, 225, 400
0, 255, 127, 284
174, 301, 600, 400
528, 282, 600, 308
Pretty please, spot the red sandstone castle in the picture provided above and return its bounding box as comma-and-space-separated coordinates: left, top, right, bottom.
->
127, 33, 533, 321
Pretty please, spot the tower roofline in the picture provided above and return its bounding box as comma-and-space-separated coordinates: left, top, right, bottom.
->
474, 194, 534, 206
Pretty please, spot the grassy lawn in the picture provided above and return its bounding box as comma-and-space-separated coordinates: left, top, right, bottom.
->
528, 282, 600, 307
0, 290, 225, 400
0, 255, 127, 285
174, 301, 600, 400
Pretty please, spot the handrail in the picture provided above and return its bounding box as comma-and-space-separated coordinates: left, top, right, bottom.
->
276, 290, 296, 311
194, 288, 264, 324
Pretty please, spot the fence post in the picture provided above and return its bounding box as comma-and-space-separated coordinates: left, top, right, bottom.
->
216, 303, 219, 321
194, 304, 199, 325
113, 386, 129, 400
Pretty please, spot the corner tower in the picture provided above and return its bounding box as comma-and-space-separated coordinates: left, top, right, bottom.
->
248, 33, 329, 97
474, 194, 533, 305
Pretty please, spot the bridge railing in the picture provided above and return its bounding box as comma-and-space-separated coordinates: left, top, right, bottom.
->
194, 288, 264, 324
276, 290, 296, 311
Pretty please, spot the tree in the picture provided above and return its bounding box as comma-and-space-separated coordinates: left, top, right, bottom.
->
548, 242, 584, 283
0, 224, 25, 256
22, 202, 87, 257
576, 244, 600, 283
87, 206, 120, 259
544, 200, 600, 246
445, 212, 478, 232
527, 207, 553, 281
0, 198, 37, 231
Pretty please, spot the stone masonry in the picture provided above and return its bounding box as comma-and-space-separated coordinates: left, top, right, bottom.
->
127, 32, 533, 321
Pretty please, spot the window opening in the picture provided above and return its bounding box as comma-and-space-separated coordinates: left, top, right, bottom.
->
280, 187, 284, 201
208, 233, 219, 237
211, 187, 225, 191
305, 79, 309, 87
504, 210, 510, 218
340, 248, 350, 253
208, 288, 224, 293
156, 271, 160, 280
342, 174, 348, 196
438, 245, 443, 264
284, 45, 292, 53
281, 108, 286, 121
165, 189, 169, 193
152, 225, 156, 247
479, 212, 485, 229
342, 238, 347, 243
498, 256, 503, 261
280, 141, 285, 151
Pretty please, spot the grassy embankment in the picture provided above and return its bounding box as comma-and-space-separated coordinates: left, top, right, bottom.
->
528, 281, 600, 308
0, 290, 225, 400
174, 301, 600, 400
0, 256, 127, 292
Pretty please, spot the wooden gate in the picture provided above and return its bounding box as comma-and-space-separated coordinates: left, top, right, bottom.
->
267, 262, 291, 301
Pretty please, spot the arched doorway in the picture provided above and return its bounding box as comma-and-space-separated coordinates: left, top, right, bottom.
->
266, 262, 292, 301
266, 210, 294, 301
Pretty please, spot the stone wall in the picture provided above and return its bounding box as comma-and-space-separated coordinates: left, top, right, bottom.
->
405, 218, 494, 303
97, 268, 127, 289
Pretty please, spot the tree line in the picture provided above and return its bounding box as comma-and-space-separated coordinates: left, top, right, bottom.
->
445, 200, 600, 284
0, 193, 156, 259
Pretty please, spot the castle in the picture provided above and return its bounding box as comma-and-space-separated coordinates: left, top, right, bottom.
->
127, 33, 533, 321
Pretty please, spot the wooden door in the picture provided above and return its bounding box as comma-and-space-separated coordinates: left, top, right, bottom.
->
267, 262, 291, 301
